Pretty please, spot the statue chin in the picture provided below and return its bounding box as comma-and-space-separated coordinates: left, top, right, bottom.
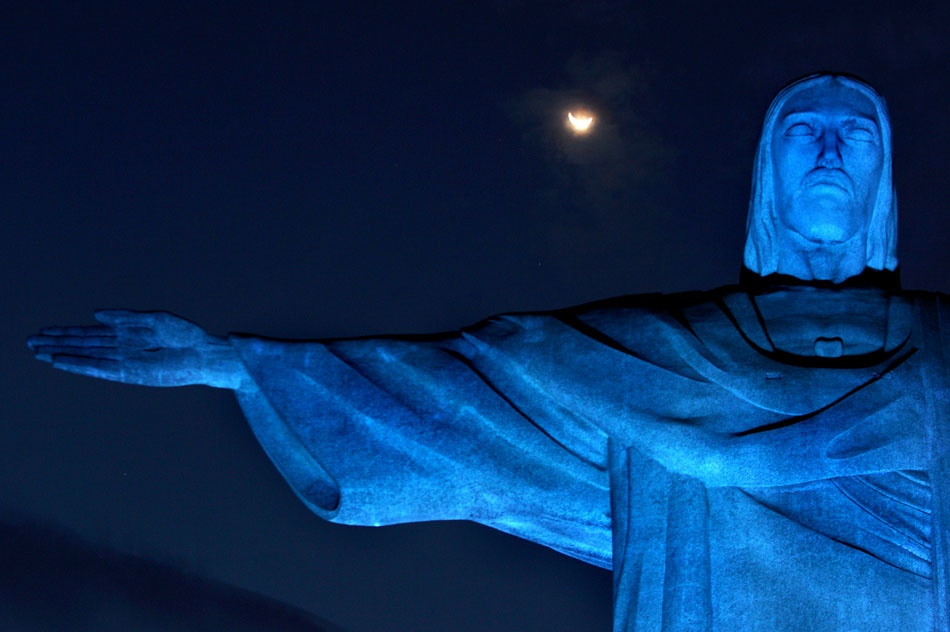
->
796, 222, 851, 244
779, 197, 863, 246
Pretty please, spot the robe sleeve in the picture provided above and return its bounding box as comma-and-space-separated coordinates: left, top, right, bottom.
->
229, 312, 613, 569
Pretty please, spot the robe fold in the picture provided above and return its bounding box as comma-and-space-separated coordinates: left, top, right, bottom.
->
231, 286, 950, 631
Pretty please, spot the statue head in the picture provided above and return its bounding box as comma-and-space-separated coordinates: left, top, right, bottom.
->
743, 73, 898, 282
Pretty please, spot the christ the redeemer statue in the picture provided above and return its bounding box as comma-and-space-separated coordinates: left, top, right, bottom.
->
29, 73, 950, 631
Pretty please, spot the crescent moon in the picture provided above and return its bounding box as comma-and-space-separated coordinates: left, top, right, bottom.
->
568, 111, 594, 132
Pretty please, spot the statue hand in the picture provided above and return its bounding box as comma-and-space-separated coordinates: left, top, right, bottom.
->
630, 413, 907, 488
28, 310, 248, 390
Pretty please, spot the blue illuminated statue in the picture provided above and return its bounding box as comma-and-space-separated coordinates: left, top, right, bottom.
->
29, 74, 950, 630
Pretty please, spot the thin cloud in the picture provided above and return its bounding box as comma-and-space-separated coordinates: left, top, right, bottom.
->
509, 53, 674, 278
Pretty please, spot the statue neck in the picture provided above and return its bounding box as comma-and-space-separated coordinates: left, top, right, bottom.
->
739, 267, 902, 292
773, 230, 869, 283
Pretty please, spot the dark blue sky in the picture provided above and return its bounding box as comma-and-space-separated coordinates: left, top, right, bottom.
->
3, 2, 948, 630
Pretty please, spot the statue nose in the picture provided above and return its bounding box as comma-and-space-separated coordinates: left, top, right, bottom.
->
817, 132, 843, 168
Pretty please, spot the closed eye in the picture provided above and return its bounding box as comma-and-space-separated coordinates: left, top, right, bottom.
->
844, 127, 876, 142
784, 122, 814, 137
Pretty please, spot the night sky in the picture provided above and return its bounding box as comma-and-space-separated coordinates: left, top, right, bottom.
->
3, 2, 948, 630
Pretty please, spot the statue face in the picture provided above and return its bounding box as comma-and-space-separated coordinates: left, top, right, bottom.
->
771, 79, 883, 245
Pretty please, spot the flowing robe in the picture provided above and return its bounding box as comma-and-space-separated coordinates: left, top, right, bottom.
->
230, 285, 950, 631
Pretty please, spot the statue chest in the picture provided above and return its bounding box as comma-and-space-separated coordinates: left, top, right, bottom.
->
665, 288, 928, 440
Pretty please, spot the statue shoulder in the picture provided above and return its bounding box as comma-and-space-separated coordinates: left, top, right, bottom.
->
551, 287, 733, 347
560, 287, 730, 319
891, 288, 950, 316
453, 289, 722, 355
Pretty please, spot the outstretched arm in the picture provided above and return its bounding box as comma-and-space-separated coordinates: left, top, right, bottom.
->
28, 310, 249, 390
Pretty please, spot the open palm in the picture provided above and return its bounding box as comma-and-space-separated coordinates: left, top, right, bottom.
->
28, 310, 240, 388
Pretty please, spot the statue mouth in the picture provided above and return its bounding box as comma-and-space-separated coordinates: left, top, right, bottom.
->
804, 169, 852, 194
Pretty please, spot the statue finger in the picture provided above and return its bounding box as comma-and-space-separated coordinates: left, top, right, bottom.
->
94, 309, 154, 326
28, 334, 117, 349
33, 345, 121, 363
50, 355, 124, 381
38, 325, 115, 337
